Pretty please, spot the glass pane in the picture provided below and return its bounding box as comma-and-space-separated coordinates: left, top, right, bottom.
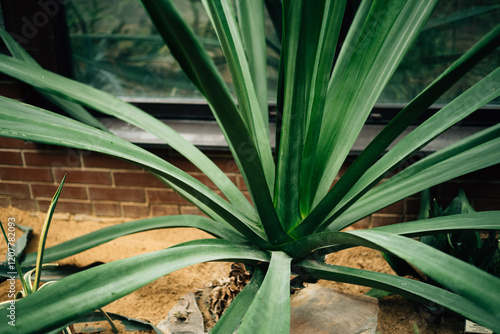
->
66, 1, 498, 106
378, 0, 500, 106
65, 0, 279, 103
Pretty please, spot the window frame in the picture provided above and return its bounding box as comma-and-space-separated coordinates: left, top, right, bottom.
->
1, 0, 498, 151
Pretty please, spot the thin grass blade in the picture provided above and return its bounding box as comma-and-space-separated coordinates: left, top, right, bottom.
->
0, 221, 31, 295
33, 174, 66, 292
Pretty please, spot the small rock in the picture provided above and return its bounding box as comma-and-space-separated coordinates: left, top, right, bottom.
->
158, 292, 204, 334
290, 285, 378, 334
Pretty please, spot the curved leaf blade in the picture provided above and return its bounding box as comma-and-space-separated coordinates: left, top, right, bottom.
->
284, 212, 500, 259
299, 24, 500, 233
0, 239, 270, 334
74, 311, 164, 333
140, 0, 282, 242
33, 174, 66, 292
321, 67, 500, 232
21, 215, 246, 266
203, 0, 275, 194
350, 230, 500, 317
297, 259, 500, 332
0, 52, 256, 222
210, 268, 265, 334
371, 211, 500, 237
309, 0, 438, 209
0, 97, 270, 247
332, 127, 500, 230
237, 251, 292, 334
0, 28, 109, 132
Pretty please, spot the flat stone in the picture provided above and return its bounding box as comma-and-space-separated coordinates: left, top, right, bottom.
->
290, 285, 378, 334
158, 292, 204, 334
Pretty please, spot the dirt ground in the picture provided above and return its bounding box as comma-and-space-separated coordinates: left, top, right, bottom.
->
0, 206, 464, 333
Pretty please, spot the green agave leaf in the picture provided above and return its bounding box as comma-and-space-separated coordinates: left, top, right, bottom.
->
320, 67, 500, 232
0, 221, 30, 294
310, 211, 500, 261
33, 174, 66, 292
283, 212, 500, 258
277, 0, 347, 229
210, 268, 265, 334
0, 53, 256, 222
140, 0, 283, 243
332, 125, 500, 230
308, 0, 438, 210
203, 0, 274, 195
154, 174, 231, 223
200, 0, 287, 244
274, 0, 307, 228
299, 0, 347, 217
349, 230, 500, 318
235, 0, 268, 128
20, 215, 246, 266
0, 239, 270, 334
0, 97, 270, 248
370, 211, 500, 238
237, 251, 292, 334
0, 28, 109, 132
297, 259, 500, 332
299, 24, 500, 234
443, 188, 476, 215
8, 223, 33, 263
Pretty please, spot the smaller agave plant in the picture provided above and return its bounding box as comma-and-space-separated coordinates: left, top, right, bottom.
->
0, 0, 499, 333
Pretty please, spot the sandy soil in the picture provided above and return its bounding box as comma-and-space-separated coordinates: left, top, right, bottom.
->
0, 206, 463, 333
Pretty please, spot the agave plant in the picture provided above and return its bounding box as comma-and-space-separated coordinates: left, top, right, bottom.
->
0, 0, 499, 333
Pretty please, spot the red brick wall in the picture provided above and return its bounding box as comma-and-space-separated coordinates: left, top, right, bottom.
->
1, 137, 499, 226
0, 138, 247, 219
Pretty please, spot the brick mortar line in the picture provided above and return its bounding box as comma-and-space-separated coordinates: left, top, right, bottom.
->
0, 148, 27, 153
1, 163, 248, 179
371, 213, 403, 217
